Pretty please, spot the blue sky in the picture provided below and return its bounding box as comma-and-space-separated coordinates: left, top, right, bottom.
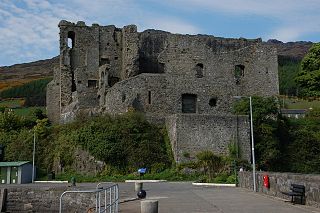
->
0, 0, 319, 66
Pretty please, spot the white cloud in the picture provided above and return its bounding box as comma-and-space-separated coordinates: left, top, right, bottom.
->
68, 0, 200, 34
0, 0, 200, 65
0, 0, 84, 65
1, 0, 318, 65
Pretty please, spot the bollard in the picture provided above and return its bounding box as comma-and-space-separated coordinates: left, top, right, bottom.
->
135, 182, 143, 192
137, 190, 146, 199
141, 200, 158, 213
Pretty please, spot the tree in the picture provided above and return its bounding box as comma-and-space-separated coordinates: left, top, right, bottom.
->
196, 150, 226, 180
233, 96, 283, 171
278, 56, 301, 96
0, 110, 23, 131
295, 43, 320, 97
233, 96, 279, 126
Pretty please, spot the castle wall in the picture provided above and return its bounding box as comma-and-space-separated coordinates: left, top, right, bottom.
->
121, 25, 139, 78
47, 21, 279, 162
137, 32, 278, 115
104, 74, 168, 116
46, 67, 60, 123
58, 21, 100, 119
165, 114, 250, 162
49, 21, 279, 123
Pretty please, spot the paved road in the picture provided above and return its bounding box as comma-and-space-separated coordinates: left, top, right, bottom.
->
119, 182, 320, 213
5, 182, 319, 212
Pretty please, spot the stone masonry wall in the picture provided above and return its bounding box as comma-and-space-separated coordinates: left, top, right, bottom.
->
46, 21, 278, 164
46, 67, 60, 124
48, 21, 279, 123
166, 114, 250, 162
4, 187, 96, 212
238, 171, 320, 208
103, 74, 167, 116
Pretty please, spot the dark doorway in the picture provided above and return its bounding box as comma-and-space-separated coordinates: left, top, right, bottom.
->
182, 94, 197, 113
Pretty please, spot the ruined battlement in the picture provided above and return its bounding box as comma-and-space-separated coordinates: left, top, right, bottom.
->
48, 20, 278, 123
47, 21, 279, 161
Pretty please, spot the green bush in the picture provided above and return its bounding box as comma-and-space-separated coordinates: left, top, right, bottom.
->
151, 162, 166, 173
70, 112, 172, 173
226, 174, 236, 184
213, 173, 228, 183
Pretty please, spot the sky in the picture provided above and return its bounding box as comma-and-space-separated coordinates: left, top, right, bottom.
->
0, 0, 319, 66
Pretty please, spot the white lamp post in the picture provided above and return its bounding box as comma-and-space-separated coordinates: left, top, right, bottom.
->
32, 131, 36, 183
234, 96, 256, 192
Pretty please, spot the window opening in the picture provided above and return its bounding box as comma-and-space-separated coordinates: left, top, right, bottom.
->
88, 80, 97, 88
67, 31, 75, 48
234, 65, 245, 84
148, 91, 152, 104
195, 63, 204, 78
101, 72, 105, 85
182, 94, 197, 113
108, 76, 120, 87
209, 98, 217, 107
100, 58, 110, 66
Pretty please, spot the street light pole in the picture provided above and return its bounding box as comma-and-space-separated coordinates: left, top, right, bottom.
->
249, 96, 256, 192
32, 131, 36, 183
234, 96, 256, 192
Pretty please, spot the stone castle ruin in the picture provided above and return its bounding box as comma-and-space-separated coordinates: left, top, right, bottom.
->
47, 20, 279, 162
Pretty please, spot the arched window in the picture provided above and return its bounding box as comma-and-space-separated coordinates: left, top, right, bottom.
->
67, 31, 75, 48
195, 63, 204, 78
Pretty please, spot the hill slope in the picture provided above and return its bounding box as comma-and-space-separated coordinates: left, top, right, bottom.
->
266, 39, 313, 60
0, 56, 58, 91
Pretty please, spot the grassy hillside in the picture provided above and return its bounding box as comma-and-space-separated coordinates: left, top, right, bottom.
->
0, 56, 58, 91
278, 56, 301, 96
0, 78, 52, 106
279, 96, 320, 109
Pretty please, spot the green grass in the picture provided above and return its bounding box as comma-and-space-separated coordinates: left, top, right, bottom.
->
0, 99, 24, 108
280, 97, 320, 109
0, 99, 46, 117
13, 107, 46, 116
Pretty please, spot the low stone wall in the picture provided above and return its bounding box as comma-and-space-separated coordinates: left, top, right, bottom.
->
4, 186, 96, 212
238, 171, 320, 208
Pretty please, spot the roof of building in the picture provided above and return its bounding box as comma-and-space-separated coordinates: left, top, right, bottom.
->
0, 161, 30, 167
280, 109, 308, 114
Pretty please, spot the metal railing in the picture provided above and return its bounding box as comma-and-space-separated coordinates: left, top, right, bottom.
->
59, 183, 119, 213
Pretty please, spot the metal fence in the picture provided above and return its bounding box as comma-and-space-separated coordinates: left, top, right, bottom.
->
59, 183, 119, 213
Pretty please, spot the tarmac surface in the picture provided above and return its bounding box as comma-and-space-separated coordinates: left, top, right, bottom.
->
118, 182, 320, 213
4, 182, 319, 212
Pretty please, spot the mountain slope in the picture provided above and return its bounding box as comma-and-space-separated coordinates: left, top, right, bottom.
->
0, 56, 58, 91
